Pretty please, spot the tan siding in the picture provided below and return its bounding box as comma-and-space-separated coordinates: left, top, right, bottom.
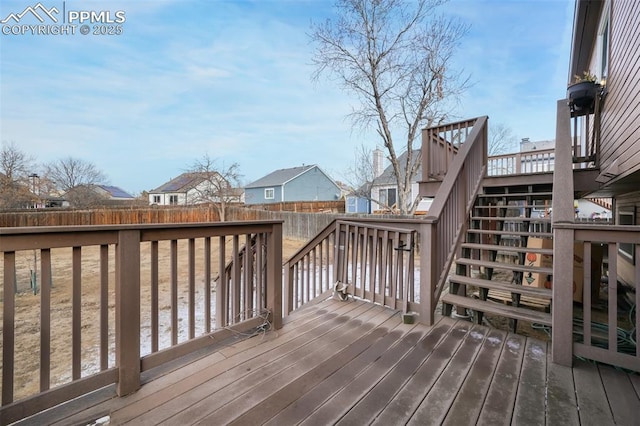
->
599, 0, 640, 181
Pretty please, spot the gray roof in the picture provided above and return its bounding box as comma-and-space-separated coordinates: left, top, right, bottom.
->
372, 149, 422, 185
245, 165, 316, 188
151, 172, 206, 193
96, 185, 134, 199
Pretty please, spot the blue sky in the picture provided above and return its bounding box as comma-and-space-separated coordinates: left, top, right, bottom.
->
0, 0, 574, 195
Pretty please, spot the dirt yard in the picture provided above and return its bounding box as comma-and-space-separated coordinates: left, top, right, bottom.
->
1, 237, 306, 402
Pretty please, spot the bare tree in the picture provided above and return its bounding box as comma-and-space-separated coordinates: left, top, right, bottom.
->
47, 157, 108, 192
0, 142, 35, 208
346, 144, 402, 212
488, 122, 518, 156
63, 185, 110, 208
346, 144, 376, 196
188, 155, 242, 222
311, 0, 469, 214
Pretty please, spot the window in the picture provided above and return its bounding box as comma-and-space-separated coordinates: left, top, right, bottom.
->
597, 1, 611, 83
264, 188, 274, 200
378, 188, 397, 209
618, 207, 635, 263
153, 195, 161, 204
169, 195, 179, 205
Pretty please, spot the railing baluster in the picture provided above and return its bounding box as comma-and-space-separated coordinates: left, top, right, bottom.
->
232, 235, 241, 324
318, 243, 323, 296
3, 252, 16, 404
100, 244, 109, 370
217, 236, 226, 328
204, 237, 211, 333
188, 238, 195, 339
305, 253, 310, 302
170, 239, 178, 345
151, 241, 159, 352
256, 233, 264, 314
311, 247, 317, 299
583, 242, 592, 347
243, 234, 252, 320
40, 249, 51, 391
72, 246, 81, 380
608, 244, 618, 352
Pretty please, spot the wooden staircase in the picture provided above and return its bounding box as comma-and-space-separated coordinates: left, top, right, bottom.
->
441, 183, 554, 331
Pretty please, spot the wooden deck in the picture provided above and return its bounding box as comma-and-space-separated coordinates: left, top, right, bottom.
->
19, 298, 640, 426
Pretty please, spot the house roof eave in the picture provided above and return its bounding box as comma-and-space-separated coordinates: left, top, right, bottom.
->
568, 0, 604, 85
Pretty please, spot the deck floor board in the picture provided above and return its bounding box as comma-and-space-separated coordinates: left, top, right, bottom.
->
23, 298, 639, 426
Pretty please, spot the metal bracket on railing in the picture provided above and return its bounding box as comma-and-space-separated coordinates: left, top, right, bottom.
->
394, 240, 414, 252
333, 281, 351, 301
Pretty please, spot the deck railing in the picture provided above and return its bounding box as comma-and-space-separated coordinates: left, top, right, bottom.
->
283, 219, 419, 316
487, 148, 555, 176
554, 224, 640, 371
553, 98, 638, 371
571, 90, 603, 166
422, 118, 476, 180
0, 221, 283, 424
420, 116, 488, 325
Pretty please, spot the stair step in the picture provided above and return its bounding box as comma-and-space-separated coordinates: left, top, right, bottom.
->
455, 258, 553, 275
470, 216, 551, 223
449, 275, 552, 299
466, 229, 553, 238
478, 192, 552, 198
442, 293, 552, 326
461, 242, 553, 255
473, 205, 552, 209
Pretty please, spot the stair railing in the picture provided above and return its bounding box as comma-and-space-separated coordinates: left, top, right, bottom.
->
419, 116, 488, 325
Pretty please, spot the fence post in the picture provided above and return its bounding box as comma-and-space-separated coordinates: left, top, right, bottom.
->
115, 229, 141, 396
267, 222, 283, 330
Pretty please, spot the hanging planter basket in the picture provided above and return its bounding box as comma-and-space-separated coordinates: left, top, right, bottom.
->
567, 81, 599, 111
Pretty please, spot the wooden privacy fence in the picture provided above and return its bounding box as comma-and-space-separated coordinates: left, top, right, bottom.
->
0, 221, 283, 425
0, 206, 221, 227
1, 204, 361, 242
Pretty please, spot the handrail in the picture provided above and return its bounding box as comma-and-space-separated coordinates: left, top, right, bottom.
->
419, 116, 488, 325
0, 220, 283, 424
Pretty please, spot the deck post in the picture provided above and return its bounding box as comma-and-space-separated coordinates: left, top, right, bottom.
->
551, 99, 575, 367
267, 222, 283, 330
116, 229, 141, 396
419, 222, 436, 325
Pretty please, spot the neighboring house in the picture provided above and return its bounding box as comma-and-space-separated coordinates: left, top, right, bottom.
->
345, 182, 371, 214
570, 0, 640, 289
63, 184, 135, 207
244, 165, 341, 204
370, 149, 432, 214
93, 185, 135, 201
149, 172, 243, 206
